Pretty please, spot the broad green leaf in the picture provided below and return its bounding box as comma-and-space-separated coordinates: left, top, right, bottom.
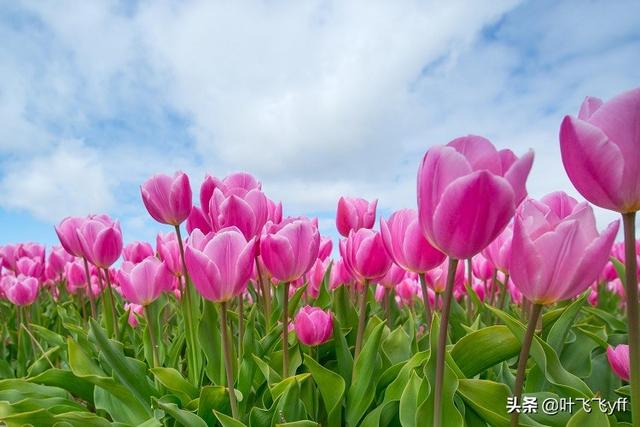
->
451, 325, 520, 377
304, 354, 346, 427
214, 409, 247, 427
547, 295, 586, 355
28, 368, 95, 403
151, 367, 198, 405
399, 370, 422, 427
155, 397, 207, 427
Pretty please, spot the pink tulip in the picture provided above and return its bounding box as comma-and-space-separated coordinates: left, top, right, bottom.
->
186, 206, 212, 234
185, 227, 256, 302
6, 276, 39, 306
318, 237, 333, 261
560, 88, 640, 213
510, 192, 619, 304
117, 257, 173, 306
16, 256, 44, 279
199, 172, 262, 217
77, 215, 123, 268
46, 246, 72, 281
156, 233, 182, 277
472, 280, 486, 302
378, 263, 406, 288
0, 245, 17, 272
65, 261, 87, 294
141, 172, 192, 225
125, 303, 143, 328
260, 218, 320, 282
607, 344, 631, 381
472, 255, 494, 281
396, 277, 419, 306
341, 229, 392, 282
336, 196, 377, 237
208, 188, 269, 239
123, 241, 155, 264
306, 258, 329, 299
381, 208, 446, 273
425, 258, 465, 293
55, 216, 88, 258
294, 306, 333, 346
329, 258, 353, 290
481, 224, 513, 273
375, 284, 386, 303
417, 136, 534, 259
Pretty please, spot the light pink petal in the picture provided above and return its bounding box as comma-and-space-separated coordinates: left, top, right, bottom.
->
447, 135, 501, 174
504, 149, 534, 206
578, 96, 603, 120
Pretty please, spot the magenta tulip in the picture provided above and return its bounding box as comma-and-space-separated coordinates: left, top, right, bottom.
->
260, 218, 320, 282
472, 255, 494, 281
418, 136, 533, 260
208, 187, 269, 239
510, 193, 619, 305
156, 232, 182, 277
46, 246, 72, 281
379, 263, 406, 288
64, 261, 87, 294
560, 88, 640, 213
55, 216, 88, 258
5, 276, 39, 306
123, 241, 155, 264
481, 224, 513, 273
141, 172, 192, 226
294, 306, 333, 346
185, 227, 256, 302
336, 196, 377, 237
15, 257, 43, 278
117, 257, 173, 306
608, 344, 631, 381
341, 228, 392, 282
77, 216, 123, 269
329, 258, 353, 290
381, 208, 446, 273
318, 237, 333, 261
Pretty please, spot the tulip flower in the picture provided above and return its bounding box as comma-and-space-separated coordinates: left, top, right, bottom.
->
117, 257, 172, 306
125, 303, 143, 328
336, 196, 377, 237
417, 135, 533, 427
208, 187, 269, 239
77, 215, 123, 337
508, 192, 618, 427
55, 216, 88, 258
46, 246, 72, 282
123, 241, 155, 264
294, 306, 333, 347
185, 226, 256, 418
560, 88, 640, 424
329, 258, 353, 290
5, 276, 39, 306
608, 344, 631, 382
340, 228, 391, 357
141, 172, 192, 226
65, 261, 87, 294
318, 237, 333, 261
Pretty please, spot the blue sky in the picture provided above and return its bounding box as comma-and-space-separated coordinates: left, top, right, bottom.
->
0, 0, 639, 248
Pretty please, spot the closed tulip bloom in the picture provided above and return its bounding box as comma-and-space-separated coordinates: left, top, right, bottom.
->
396, 277, 419, 306
199, 173, 262, 217
122, 241, 155, 264
329, 257, 353, 290
78, 216, 123, 268
141, 172, 192, 225
306, 258, 329, 299
381, 209, 446, 273
510, 193, 619, 305
0, 245, 18, 272
117, 257, 172, 306
481, 224, 513, 273
16, 257, 44, 278
341, 228, 392, 282
294, 306, 333, 346
185, 227, 256, 302
260, 218, 320, 282
472, 255, 494, 281
336, 197, 377, 237
379, 263, 406, 288
608, 344, 631, 381
208, 188, 269, 239
156, 232, 182, 277
46, 246, 72, 281
55, 217, 88, 258
417, 136, 534, 259
65, 261, 87, 294
318, 237, 333, 261
425, 258, 465, 293
560, 88, 640, 213
6, 276, 39, 306
125, 303, 143, 328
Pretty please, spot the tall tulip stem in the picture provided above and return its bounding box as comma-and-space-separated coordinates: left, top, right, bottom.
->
102, 268, 119, 338
419, 273, 432, 327
220, 301, 239, 419
174, 224, 200, 386
282, 282, 290, 377
238, 295, 244, 361
82, 258, 96, 317
255, 258, 272, 330
144, 306, 160, 369
623, 212, 640, 427
510, 303, 542, 427
354, 279, 369, 360
434, 258, 459, 427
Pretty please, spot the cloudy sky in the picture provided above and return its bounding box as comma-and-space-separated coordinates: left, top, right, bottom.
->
0, 0, 638, 247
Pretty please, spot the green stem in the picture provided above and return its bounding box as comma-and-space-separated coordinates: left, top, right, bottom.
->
282, 282, 290, 377
144, 306, 160, 369
354, 279, 369, 360
434, 258, 459, 427
220, 301, 239, 419
96, 268, 114, 337
175, 224, 200, 386
238, 295, 244, 361
256, 259, 272, 331
510, 303, 543, 427
82, 258, 96, 317
623, 212, 640, 427
419, 273, 432, 328
498, 273, 510, 310
102, 268, 119, 338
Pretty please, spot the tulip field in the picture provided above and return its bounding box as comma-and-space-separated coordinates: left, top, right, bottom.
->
1, 87, 639, 427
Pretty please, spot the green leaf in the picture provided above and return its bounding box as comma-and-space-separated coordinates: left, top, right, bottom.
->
382, 325, 412, 364
151, 367, 199, 406
28, 368, 95, 403
451, 325, 520, 377
155, 397, 207, 427
547, 295, 586, 355
399, 370, 422, 427
333, 318, 353, 388
304, 354, 346, 427
199, 300, 224, 385
276, 421, 319, 427
566, 405, 610, 426
197, 385, 230, 426
346, 321, 385, 426
214, 409, 248, 427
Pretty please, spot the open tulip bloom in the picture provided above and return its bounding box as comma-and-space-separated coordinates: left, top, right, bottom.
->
4, 87, 640, 427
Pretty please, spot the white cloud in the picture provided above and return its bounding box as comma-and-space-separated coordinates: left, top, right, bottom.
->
0, 140, 114, 220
